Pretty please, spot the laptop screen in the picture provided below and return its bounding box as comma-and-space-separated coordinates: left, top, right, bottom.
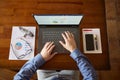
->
33, 15, 83, 25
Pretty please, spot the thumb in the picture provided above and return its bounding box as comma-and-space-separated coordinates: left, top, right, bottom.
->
59, 41, 66, 48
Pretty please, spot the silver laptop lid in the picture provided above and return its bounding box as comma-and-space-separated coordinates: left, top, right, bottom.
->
33, 15, 83, 25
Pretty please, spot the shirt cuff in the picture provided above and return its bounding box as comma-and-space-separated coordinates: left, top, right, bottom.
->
70, 49, 85, 60
33, 54, 46, 67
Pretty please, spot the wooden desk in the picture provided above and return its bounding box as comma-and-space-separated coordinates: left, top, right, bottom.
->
0, 0, 110, 70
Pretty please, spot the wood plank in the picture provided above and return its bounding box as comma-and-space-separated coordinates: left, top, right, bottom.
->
0, 0, 83, 9
0, 8, 14, 16
0, 27, 12, 39
116, 0, 120, 18
0, 48, 10, 58
0, 68, 40, 80
105, 0, 116, 19
0, 0, 83, 3
0, 39, 11, 47
98, 71, 120, 80
0, 68, 16, 80
0, 27, 4, 34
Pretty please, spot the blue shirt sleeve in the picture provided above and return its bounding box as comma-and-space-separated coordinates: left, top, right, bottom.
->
70, 49, 98, 80
14, 49, 98, 80
14, 54, 45, 80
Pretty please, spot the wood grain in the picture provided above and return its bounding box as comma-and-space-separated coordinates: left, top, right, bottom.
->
0, 0, 109, 71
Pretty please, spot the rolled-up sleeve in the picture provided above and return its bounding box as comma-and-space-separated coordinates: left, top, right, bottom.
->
70, 49, 98, 80
14, 54, 45, 80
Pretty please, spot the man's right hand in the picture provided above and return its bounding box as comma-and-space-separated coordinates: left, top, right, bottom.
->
40, 42, 57, 61
59, 31, 77, 53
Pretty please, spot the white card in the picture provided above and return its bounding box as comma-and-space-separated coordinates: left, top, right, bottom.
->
82, 28, 102, 54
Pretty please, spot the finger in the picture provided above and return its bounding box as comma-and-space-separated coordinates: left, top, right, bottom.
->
59, 41, 66, 48
62, 33, 67, 42
70, 32, 74, 38
44, 42, 51, 48
65, 31, 72, 39
49, 52, 58, 60
67, 31, 72, 38
51, 52, 58, 57
64, 31, 70, 39
66, 31, 71, 35
47, 42, 54, 50
48, 45, 55, 53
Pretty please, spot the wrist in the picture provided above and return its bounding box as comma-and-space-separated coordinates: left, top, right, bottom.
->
40, 53, 47, 61
37, 53, 46, 65
70, 48, 77, 53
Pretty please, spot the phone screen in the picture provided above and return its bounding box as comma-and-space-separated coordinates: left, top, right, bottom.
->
85, 34, 95, 51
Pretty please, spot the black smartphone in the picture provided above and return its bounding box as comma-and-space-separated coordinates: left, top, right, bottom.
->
85, 34, 95, 51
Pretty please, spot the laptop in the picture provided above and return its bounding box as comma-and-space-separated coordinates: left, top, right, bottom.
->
33, 15, 83, 53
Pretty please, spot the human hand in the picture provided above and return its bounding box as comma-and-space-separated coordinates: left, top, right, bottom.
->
40, 42, 57, 61
59, 31, 77, 53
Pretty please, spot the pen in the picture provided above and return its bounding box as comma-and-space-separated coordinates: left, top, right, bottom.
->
94, 34, 98, 50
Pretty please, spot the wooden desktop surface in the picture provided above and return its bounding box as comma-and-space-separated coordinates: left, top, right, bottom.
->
0, 0, 110, 70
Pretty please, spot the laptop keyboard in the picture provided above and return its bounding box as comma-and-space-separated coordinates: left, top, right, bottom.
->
39, 28, 80, 53
43, 31, 64, 43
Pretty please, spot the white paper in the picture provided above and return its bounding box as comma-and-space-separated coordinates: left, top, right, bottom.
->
82, 28, 102, 54
9, 26, 36, 60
